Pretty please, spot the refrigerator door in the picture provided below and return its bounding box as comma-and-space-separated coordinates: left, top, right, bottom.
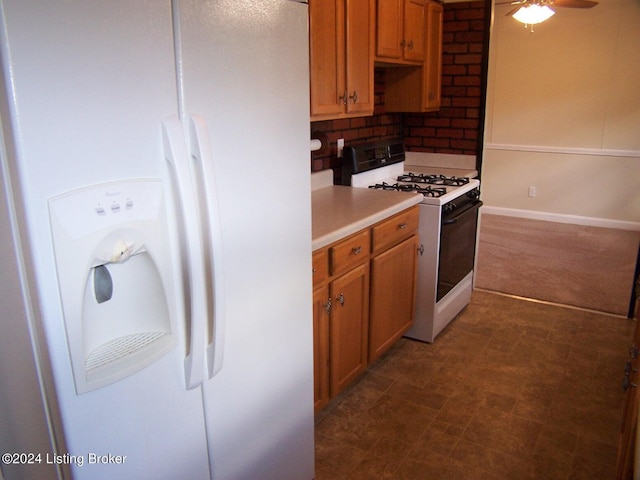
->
0, 131, 63, 480
0, 1, 211, 478
174, 0, 315, 478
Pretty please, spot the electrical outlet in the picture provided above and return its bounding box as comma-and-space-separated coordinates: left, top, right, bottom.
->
528, 186, 537, 198
337, 138, 344, 158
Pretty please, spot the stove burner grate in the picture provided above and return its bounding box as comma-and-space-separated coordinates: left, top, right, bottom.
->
397, 173, 470, 186
368, 182, 402, 191
368, 182, 447, 198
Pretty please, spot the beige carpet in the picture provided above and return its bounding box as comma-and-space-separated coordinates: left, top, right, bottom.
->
475, 214, 640, 316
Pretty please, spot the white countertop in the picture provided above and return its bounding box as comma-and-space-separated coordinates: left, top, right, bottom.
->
312, 185, 423, 251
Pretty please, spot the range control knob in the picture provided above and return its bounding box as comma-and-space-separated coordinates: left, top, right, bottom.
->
442, 202, 456, 216
467, 188, 480, 199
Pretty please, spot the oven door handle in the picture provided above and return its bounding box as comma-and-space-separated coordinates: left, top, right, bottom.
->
442, 200, 483, 225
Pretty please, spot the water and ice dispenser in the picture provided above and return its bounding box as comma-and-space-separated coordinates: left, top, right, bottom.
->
49, 179, 177, 394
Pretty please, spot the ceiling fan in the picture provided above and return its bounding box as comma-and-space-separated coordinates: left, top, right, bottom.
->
497, 0, 598, 30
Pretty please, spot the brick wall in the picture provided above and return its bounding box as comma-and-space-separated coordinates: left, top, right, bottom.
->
310, 1, 489, 173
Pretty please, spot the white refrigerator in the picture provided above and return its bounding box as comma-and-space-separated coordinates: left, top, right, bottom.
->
0, 1, 314, 479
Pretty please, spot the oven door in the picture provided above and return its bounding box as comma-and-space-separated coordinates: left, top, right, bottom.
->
437, 199, 483, 302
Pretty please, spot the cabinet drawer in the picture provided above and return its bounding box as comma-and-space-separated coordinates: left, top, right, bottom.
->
372, 206, 419, 252
312, 249, 329, 287
330, 229, 370, 275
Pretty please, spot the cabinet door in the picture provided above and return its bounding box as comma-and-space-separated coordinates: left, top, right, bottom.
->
330, 263, 370, 396
403, 0, 426, 62
423, 0, 443, 111
313, 249, 329, 288
313, 285, 330, 413
376, 0, 403, 59
310, 0, 346, 117
616, 282, 640, 479
345, 0, 374, 114
369, 235, 418, 362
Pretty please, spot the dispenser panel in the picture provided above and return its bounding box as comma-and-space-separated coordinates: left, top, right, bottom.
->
49, 179, 177, 394
49, 180, 163, 240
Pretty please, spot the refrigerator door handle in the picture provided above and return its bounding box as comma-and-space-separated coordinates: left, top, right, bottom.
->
161, 117, 207, 390
189, 114, 225, 379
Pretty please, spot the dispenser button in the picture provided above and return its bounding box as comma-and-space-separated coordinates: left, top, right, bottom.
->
125, 199, 134, 209
111, 203, 121, 213
95, 206, 106, 215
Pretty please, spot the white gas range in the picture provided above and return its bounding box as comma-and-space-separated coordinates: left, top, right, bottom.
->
342, 140, 482, 343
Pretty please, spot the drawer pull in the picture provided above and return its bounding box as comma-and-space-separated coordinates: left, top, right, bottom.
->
398, 223, 407, 229
352, 246, 362, 256
337, 293, 345, 306
624, 375, 637, 392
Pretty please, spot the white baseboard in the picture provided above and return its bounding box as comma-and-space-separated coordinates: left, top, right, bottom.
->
480, 206, 640, 231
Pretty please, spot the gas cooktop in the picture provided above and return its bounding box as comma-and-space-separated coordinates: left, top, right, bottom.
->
341, 139, 480, 206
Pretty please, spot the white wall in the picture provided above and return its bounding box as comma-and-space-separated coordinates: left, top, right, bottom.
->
482, 0, 640, 225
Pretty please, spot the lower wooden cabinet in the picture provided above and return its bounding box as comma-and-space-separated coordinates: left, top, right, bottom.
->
329, 263, 370, 396
313, 284, 330, 412
312, 206, 419, 413
369, 234, 419, 362
313, 234, 370, 413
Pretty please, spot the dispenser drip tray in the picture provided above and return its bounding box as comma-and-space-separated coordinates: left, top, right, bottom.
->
86, 332, 172, 383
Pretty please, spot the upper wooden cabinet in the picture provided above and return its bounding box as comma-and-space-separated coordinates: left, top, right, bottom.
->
424, 0, 443, 110
309, 0, 375, 120
383, 0, 443, 112
376, 0, 425, 64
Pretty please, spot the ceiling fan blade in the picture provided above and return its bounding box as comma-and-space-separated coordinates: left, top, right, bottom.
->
552, 0, 598, 8
495, 0, 525, 5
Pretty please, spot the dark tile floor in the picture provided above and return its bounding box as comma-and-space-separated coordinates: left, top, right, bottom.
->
314, 290, 635, 480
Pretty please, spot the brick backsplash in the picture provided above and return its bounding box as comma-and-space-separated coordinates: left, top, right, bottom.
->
310, 0, 489, 174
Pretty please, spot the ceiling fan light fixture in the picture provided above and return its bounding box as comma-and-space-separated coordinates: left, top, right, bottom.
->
512, 4, 556, 24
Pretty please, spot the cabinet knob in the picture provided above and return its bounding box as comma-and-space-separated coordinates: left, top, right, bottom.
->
407, 40, 414, 50
624, 361, 639, 375
623, 375, 637, 392
418, 244, 424, 256
338, 90, 348, 105
337, 292, 345, 306
349, 91, 358, 104
352, 246, 362, 255
398, 223, 407, 229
